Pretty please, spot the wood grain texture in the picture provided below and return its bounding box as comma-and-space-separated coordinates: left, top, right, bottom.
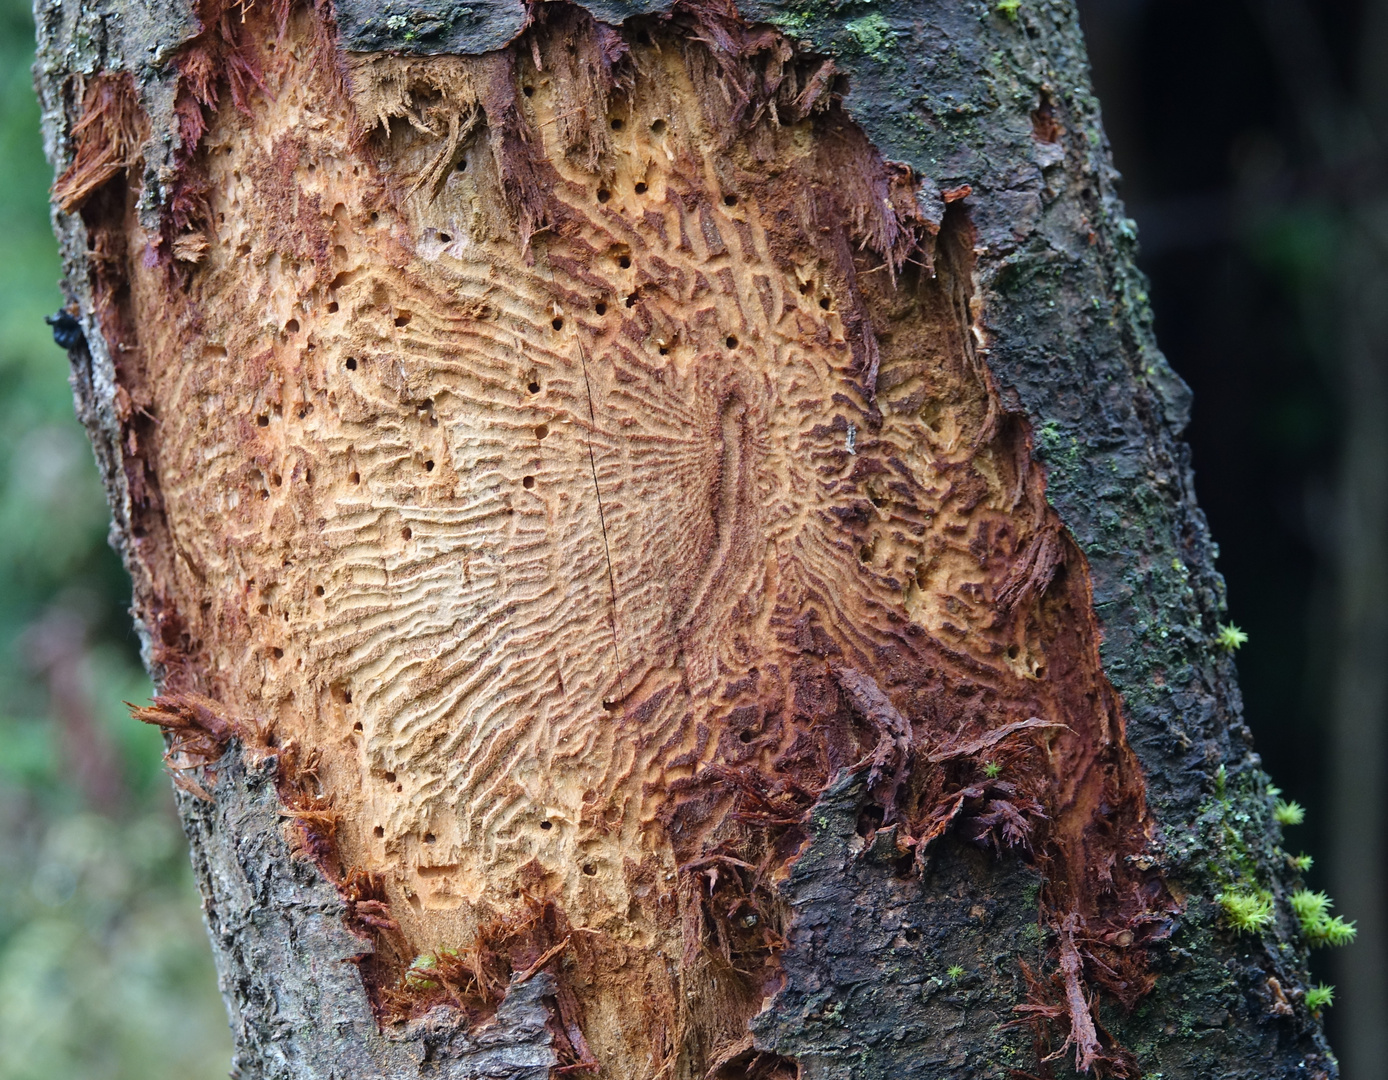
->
45, 2, 1244, 1076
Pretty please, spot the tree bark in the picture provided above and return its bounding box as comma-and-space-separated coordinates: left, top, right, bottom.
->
34, 1, 1341, 1078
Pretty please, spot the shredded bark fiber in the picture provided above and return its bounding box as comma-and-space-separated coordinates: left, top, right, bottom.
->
77, 2, 1176, 1075
51, 73, 144, 214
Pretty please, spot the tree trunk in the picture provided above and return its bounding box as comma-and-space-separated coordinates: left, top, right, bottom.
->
34, 1, 1341, 1077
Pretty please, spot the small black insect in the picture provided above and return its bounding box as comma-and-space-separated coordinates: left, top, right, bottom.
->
46, 310, 85, 351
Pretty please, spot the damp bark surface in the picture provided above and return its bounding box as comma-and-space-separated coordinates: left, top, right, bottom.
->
36, 2, 1339, 1079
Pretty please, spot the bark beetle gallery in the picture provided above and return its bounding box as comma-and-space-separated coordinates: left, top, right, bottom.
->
36, 1, 1340, 1078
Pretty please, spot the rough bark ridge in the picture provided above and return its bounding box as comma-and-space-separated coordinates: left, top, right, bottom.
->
35, 1, 1338, 1078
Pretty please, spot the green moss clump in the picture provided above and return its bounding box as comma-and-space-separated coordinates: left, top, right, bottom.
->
1305, 983, 1335, 1013
1290, 890, 1357, 947
1218, 891, 1274, 934
1274, 799, 1305, 826
1215, 622, 1248, 652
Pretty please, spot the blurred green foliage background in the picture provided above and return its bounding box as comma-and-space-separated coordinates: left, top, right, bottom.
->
0, 0, 231, 1075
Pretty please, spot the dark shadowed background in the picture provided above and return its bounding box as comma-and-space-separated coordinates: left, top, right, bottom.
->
1077, 1, 1388, 1074
0, 0, 1383, 1076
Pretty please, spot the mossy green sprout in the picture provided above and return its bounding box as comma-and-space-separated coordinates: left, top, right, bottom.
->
1216, 623, 1249, 652
983, 760, 1001, 779
947, 965, 965, 981
1290, 852, 1314, 873
1289, 890, 1358, 947
405, 946, 460, 989
1289, 888, 1329, 923
406, 953, 439, 989
1274, 799, 1306, 826
1305, 983, 1335, 1013
996, 0, 1021, 20
1316, 915, 1357, 947
1219, 890, 1274, 934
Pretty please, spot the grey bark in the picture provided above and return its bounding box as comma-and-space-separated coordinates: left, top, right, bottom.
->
185, 749, 558, 1079
34, 0, 1343, 1077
